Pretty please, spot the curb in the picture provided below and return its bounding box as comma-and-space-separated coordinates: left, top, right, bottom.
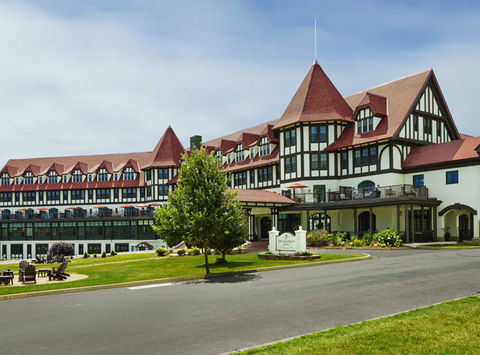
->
0, 254, 371, 301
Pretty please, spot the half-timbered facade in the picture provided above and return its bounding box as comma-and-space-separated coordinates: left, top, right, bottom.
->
1, 59, 479, 258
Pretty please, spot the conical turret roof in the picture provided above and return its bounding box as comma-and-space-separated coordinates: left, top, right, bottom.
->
146, 126, 185, 168
274, 61, 353, 129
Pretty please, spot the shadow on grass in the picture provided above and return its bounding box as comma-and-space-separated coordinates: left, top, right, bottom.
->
194, 261, 259, 270
204, 271, 260, 284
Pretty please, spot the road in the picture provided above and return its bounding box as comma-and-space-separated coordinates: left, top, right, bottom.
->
1, 248, 480, 355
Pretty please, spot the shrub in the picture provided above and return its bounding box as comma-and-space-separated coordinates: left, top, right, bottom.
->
373, 229, 402, 247
295, 251, 312, 256
189, 247, 201, 255
330, 233, 340, 246
361, 232, 374, 245
264, 251, 272, 255
176, 248, 186, 256
94, 254, 98, 258
155, 247, 169, 257
101, 252, 107, 258
48, 242, 74, 257
336, 231, 350, 243
307, 230, 331, 247
110, 251, 117, 256
83, 252, 89, 259
353, 239, 363, 247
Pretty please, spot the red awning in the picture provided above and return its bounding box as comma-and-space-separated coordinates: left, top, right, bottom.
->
66, 206, 80, 210
149, 203, 160, 206
121, 205, 134, 208
95, 206, 108, 209
136, 204, 148, 208
37, 207, 50, 210
286, 183, 308, 189
18, 208, 31, 211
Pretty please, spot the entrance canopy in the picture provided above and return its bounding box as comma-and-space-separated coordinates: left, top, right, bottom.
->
439, 203, 477, 216
229, 189, 295, 208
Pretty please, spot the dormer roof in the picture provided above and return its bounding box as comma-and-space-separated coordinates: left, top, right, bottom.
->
355, 92, 388, 118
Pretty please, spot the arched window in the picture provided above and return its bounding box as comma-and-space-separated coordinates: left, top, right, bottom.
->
309, 213, 331, 231
358, 180, 375, 193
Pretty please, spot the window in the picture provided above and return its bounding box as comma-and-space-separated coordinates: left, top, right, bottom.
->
63, 190, 68, 201
250, 170, 255, 185
62, 175, 68, 183
72, 170, 83, 183
158, 168, 168, 180
24, 172, 34, 185
113, 173, 119, 181
354, 147, 377, 167
123, 168, 135, 181
97, 169, 109, 182
158, 185, 168, 196
356, 108, 374, 134
259, 137, 271, 156
1, 174, 10, 186
284, 128, 296, 147
258, 166, 273, 182
48, 171, 58, 184
88, 190, 94, 200
311, 153, 328, 170
285, 156, 297, 173
145, 170, 152, 181
341, 151, 348, 170
0, 192, 12, 202
313, 185, 326, 203
46, 191, 60, 201
114, 189, 119, 199
96, 189, 110, 199
235, 144, 245, 162
358, 181, 375, 193
413, 174, 424, 187
122, 188, 136, 198
23, 191, 36, 202
71, 190, 85, 200
233, 171, 247, 186
140, 187, 145, 198
310, 125, 327, 143
437, 122, 441, 138
446, 170, 458, 184
413, 115, 419, 132
215, 150, 223, 164
88, 175, 93, 182
424, 117, 432, 134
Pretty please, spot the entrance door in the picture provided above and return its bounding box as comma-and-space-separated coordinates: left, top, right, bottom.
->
260, 217, 271, 239
458, 214, 470, 242
358, 211, 376, 235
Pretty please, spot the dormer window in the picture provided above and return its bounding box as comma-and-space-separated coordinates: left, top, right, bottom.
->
235, 144, 245, 161
15, 177, 20, 185
97, 169, 109, 182
113, 173, 119, 181
356, 108, 374, 134
24, 172, 34, 185
215, 150, 222, 164
1, 174, 10, 186
48, 171, 58, 184
72, 170, 83, 183
123, 167, 135, 181
259, 137, 271, 156
62, 175, 68, 183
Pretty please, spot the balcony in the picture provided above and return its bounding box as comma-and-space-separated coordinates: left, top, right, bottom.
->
282, 184, 429, 204
0, 209, 155, 222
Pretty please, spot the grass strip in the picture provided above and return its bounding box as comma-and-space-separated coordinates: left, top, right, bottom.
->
238, 296, 480, 354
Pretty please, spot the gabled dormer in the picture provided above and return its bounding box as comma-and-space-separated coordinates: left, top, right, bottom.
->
353, 92, 387, 135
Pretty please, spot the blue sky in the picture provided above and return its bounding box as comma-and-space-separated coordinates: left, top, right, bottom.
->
0, 0, 479, 163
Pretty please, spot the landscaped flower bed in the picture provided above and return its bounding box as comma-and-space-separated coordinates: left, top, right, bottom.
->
307, 229, 403, 248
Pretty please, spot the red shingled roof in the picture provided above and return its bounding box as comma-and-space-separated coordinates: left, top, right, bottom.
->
273, 61, 353, 129
325, 69, 434, 151
229, 188, 295, 205
147, 125, 185, 168
356, 92, 388, 118
223, 146, 279, 172
403, 137, 480, 168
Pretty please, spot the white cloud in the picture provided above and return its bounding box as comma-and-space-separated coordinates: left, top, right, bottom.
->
0, 1, 478, 166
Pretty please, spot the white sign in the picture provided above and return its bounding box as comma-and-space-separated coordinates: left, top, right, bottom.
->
276, 232, 296, 251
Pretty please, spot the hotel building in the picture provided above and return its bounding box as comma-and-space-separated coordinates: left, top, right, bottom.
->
0, 60, 479, 258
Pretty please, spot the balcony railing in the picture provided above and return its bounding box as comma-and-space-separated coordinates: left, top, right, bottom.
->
282, 184, 429, 204
0, 210, 155, 221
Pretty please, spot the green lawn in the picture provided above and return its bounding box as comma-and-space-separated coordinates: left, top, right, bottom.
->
239, 296, 480, 354
0, 252, 361, 296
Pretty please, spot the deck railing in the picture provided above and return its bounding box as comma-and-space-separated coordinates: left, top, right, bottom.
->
282, 184, 429, 204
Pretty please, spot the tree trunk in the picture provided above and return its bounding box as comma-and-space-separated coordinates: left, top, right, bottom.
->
203, 240, 210, 274
221, 250, 226, 262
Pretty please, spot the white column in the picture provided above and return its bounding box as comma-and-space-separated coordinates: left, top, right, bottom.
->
268, 227, 279, 254
295, 226, 307, 253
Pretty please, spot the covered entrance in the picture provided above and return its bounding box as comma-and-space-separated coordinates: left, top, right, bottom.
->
439, 204, 476, 242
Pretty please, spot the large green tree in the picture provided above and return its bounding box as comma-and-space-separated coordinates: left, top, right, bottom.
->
152, 148, 247, 273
